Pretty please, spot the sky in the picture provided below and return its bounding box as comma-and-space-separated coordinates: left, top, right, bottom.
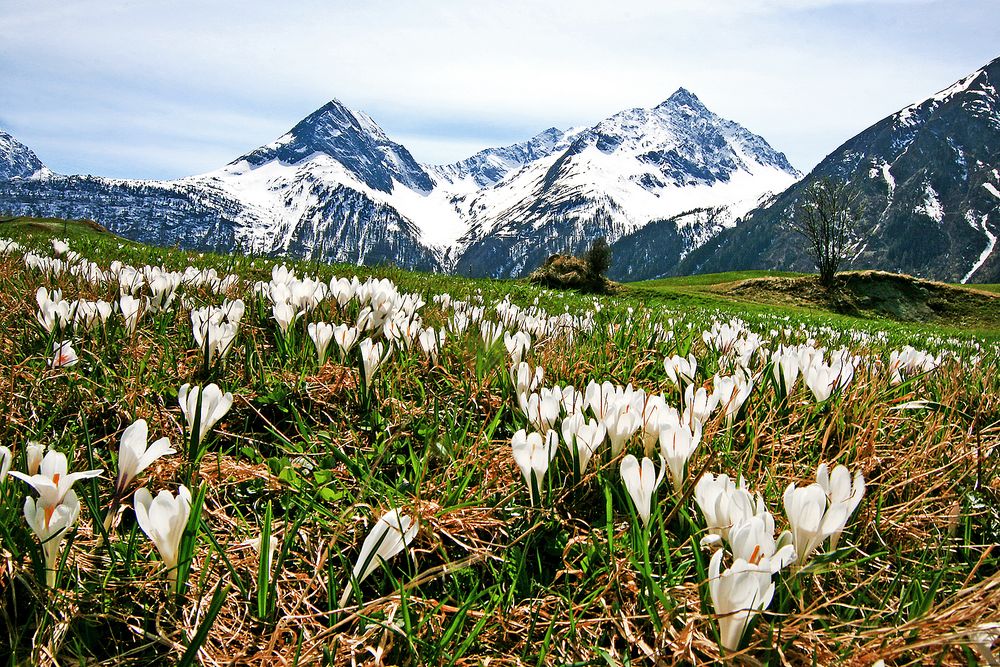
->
1, 0, 997, 181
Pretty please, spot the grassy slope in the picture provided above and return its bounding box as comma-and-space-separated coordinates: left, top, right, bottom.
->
629, 268, 1000, 337
0, 216, 998, 665
7, 215, 995, 334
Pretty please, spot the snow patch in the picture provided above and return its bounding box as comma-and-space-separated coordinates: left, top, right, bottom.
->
914, 183, 944, 222
384, 183, 468, 247
961, 211, 997, 283
869, 161, 895, 197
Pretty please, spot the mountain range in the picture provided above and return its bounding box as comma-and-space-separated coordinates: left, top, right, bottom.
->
1, 55, 997, 282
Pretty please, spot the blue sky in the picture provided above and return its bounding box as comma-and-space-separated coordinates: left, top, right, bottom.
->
1, 0, 997, 180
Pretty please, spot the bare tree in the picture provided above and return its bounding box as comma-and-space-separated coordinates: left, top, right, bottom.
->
792, 177, 864, 288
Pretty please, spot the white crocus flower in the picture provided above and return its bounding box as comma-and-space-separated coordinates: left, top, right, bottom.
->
664, 353, 697, 386
772, 347, 800, 396
511, 429, 558, 505
585, 381, 625, 421
145, 273, 180, 313
133, 485, 192, 586
815, 463, 865, 548
119, 294, 142, 335
518, 390, 560, 433
51, 238, 70, 256
561, 413, 606, 475
332, 324, 360, 358
803, 362, 835, 402
604, 403, 642, 457
659, 417, 702, 492
417, 327, 444, 364
178, 383, 234, 446
191, 311, 239, 367
26, 442, 45, 475
308, 322, 335, 365
712, 372, 753, 424
115, 419, 176, 495
620, 454, 666, 528
479, 321, 504, 346
339, 508, 418, 606
252, 533, 281, 574
683, 384, 719, 428
0, 446, 10, 480
9, 450, 103, 508
694, 473, 762, 544
24, 490, 81, 587
511, 362, 543, 396
561, 411, 584, 452
359, 338, 388, 390
36, 286, 71, 332
503, 331, 531, 365
639, 395, 670, 455
782, 482, 849, 564
708, 549, 775, 653
96, 300, 113, 325
558, 385, 582, 416
272, 302, 298, 335
727, 514, 796, 573
49, 340, 79, 368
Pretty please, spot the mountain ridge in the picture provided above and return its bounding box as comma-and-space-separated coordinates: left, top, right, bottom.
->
0, 86, 797, 277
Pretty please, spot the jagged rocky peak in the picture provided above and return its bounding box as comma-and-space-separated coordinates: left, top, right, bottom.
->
233, 98, 433, 194
0, 129, 46, 180
573, 86, 799, 185
429, 125, 576, 189
656, 86, 708, 112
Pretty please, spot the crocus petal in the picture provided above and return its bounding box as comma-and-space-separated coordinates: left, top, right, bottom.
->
0, 446, 11, 480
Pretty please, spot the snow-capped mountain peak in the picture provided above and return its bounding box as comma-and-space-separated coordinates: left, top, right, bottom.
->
656, 86, 708, 112
677, 54, 1000, 284
232, 98, 433, 195
0, 129, 46, 180
428, 125, 579, 190
453, 88, 801, 277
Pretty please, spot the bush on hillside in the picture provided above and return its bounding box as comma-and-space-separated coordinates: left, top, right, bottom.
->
528, 238, 613, 292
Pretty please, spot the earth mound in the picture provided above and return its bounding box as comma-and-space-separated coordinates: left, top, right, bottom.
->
725, 270, 999, 326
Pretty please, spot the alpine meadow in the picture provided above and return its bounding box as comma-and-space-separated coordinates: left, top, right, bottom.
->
0, 214, 996, 664
1, 2, 999, 665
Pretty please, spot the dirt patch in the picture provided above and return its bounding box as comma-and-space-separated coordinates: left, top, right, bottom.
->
722, 270, 1000, 327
